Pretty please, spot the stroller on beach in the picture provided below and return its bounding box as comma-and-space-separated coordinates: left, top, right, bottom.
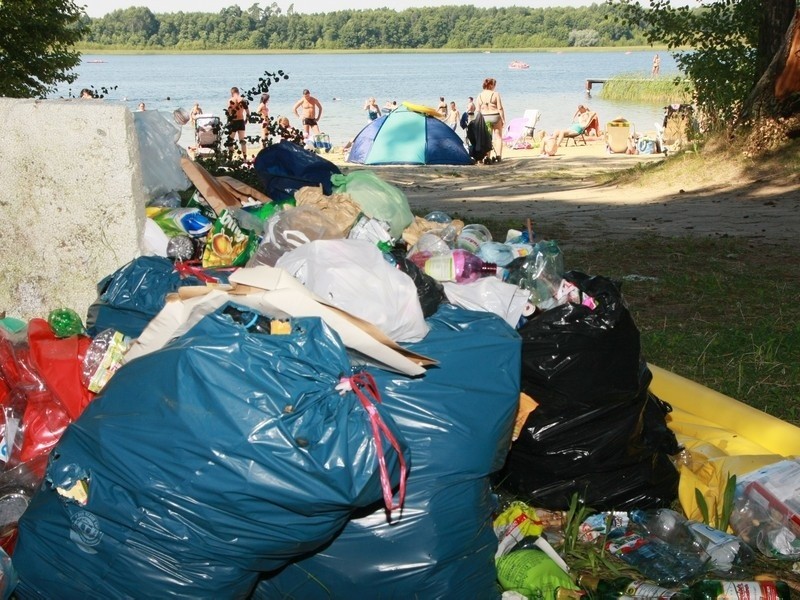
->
193, 114, 222, 155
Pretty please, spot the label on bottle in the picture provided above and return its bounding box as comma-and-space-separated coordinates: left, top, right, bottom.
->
423, 255, 457, 282
714, 581, 780, 599
687, 521, 740, 570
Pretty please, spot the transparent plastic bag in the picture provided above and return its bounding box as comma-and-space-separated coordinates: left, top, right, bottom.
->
132, 110, 190, 199
246, 206, 343, 268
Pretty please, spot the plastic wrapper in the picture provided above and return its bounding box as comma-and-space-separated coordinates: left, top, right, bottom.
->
330, 170, 414, 239
276, 239, 429, 343
253, 139, 341, 201
503, 240, 564, 311
442, 276, 530, 328
730, 459, 800, 559
201, 208, 259, 268
13, 306, 408, 598
80, 329, 132, 393
246, 205, 343, 268
253, 305, 521, 598
497, 271, 680, 510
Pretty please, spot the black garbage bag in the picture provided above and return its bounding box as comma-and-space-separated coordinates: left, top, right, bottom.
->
496, 271, 680, 510
253, 140, 341, 201
390, 248, 446, 318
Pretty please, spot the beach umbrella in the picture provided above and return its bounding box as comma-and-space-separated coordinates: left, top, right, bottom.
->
347, 104, 472, 166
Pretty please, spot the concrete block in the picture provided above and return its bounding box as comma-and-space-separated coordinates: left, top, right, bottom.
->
0, 98, 147, 322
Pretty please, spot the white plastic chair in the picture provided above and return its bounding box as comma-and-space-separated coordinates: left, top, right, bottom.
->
522, 109, 541, 140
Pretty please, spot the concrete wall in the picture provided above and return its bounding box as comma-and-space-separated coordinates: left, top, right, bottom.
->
0, 98, 147, 322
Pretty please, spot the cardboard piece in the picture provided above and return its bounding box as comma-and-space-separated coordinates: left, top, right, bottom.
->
126, 266, 435, 376
180, 157, 241, 213
217, 175, 272, 205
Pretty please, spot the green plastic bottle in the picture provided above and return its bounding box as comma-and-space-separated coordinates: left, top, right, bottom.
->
684, 579, 792, 600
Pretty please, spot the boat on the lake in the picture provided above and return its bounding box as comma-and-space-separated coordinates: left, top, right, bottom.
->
508, 60, 530, 70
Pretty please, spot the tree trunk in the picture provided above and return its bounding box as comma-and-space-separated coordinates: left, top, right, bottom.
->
741, 9, 800, 121
755, 0, 796, 81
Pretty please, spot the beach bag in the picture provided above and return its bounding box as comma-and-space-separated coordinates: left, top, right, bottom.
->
13, 305, 408, 598
466, 112, 491, 162
313, 133, 332, 152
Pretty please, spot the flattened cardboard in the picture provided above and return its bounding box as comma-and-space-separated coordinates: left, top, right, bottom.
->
180, 157, 240, 213
128, 267, 435, 376
217, 175, 272, 205
230, 266, 436, 374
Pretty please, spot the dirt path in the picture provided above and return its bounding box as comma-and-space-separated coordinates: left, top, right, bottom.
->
331, 142, 800, 247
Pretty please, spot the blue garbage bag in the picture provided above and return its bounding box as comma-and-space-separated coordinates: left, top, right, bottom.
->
85, 256, 206, 338
253, 140, 341, 201
253, 304, 520, 599
13, 304, 408, 599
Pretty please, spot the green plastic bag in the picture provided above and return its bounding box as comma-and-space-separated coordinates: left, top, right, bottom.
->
331, 171, 413, 239
496, 548, 578, 599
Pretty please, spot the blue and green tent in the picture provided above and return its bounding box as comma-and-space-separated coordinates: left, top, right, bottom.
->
346, 105, 473, 166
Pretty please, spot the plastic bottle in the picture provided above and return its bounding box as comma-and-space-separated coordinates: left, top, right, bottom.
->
47, 307, 85, 338
410, 249, 497, 283
680, 579, 792, 600
605, 531, 709, 586
455, 223, 492, 253
630, 509, 754, 572
577, 574, 681, 599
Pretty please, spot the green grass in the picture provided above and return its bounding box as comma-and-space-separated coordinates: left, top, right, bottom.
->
431, 225, 800, 427
600, 74, 693, 105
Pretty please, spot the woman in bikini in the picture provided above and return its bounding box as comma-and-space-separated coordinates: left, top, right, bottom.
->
477, 78, 506, 160
256, 93, 270, 148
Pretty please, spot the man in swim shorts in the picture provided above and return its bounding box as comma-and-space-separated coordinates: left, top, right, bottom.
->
225, 86, 250, 160
293, 89, 323, 139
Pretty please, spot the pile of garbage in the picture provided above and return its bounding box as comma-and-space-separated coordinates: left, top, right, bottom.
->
1, 137, 798, 598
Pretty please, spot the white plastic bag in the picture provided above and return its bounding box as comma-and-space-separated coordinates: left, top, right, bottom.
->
133, 110, 190, 199
442, 277, 529, 328
276, 239, 429, 343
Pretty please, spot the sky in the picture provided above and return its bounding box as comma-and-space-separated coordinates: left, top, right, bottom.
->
79, 0, 599, 19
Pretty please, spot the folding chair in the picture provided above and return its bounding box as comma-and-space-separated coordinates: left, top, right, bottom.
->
522, 109, 541, 141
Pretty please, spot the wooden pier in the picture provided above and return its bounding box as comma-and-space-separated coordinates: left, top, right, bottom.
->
585, 78, 607, 92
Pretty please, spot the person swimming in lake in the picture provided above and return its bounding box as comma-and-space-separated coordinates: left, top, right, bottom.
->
363, 97, 381, 121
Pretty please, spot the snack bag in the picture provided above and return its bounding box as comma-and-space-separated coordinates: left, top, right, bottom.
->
202, 209, 259, 268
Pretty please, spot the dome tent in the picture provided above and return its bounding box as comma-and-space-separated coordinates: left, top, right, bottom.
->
346, 104, 473, 166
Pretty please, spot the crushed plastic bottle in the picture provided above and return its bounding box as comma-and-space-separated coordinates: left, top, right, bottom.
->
47, 308, 84, 338
81, 329, 133, 393
630, 509, 754, 573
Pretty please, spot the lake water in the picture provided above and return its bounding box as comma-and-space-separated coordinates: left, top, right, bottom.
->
55, 51, 679, 149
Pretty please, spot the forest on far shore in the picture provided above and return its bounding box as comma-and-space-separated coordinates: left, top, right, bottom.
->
79, 4, 653, 51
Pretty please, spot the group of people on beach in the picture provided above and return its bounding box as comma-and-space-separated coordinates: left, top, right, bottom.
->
217, 86, 324, 159
192, 76, 606, 162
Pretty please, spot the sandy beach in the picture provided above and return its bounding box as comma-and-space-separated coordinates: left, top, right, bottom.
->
322, 138, 800, 248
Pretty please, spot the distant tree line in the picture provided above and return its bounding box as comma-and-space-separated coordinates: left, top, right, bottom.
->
79, 3, 650, 50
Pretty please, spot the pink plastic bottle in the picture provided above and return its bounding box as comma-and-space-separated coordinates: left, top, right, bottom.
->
418, 249, 497, 283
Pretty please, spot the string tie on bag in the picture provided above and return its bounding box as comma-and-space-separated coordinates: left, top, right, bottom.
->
338, 373, 407, 514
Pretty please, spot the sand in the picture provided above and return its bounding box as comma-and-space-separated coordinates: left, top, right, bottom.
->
321, 138, 800, 248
